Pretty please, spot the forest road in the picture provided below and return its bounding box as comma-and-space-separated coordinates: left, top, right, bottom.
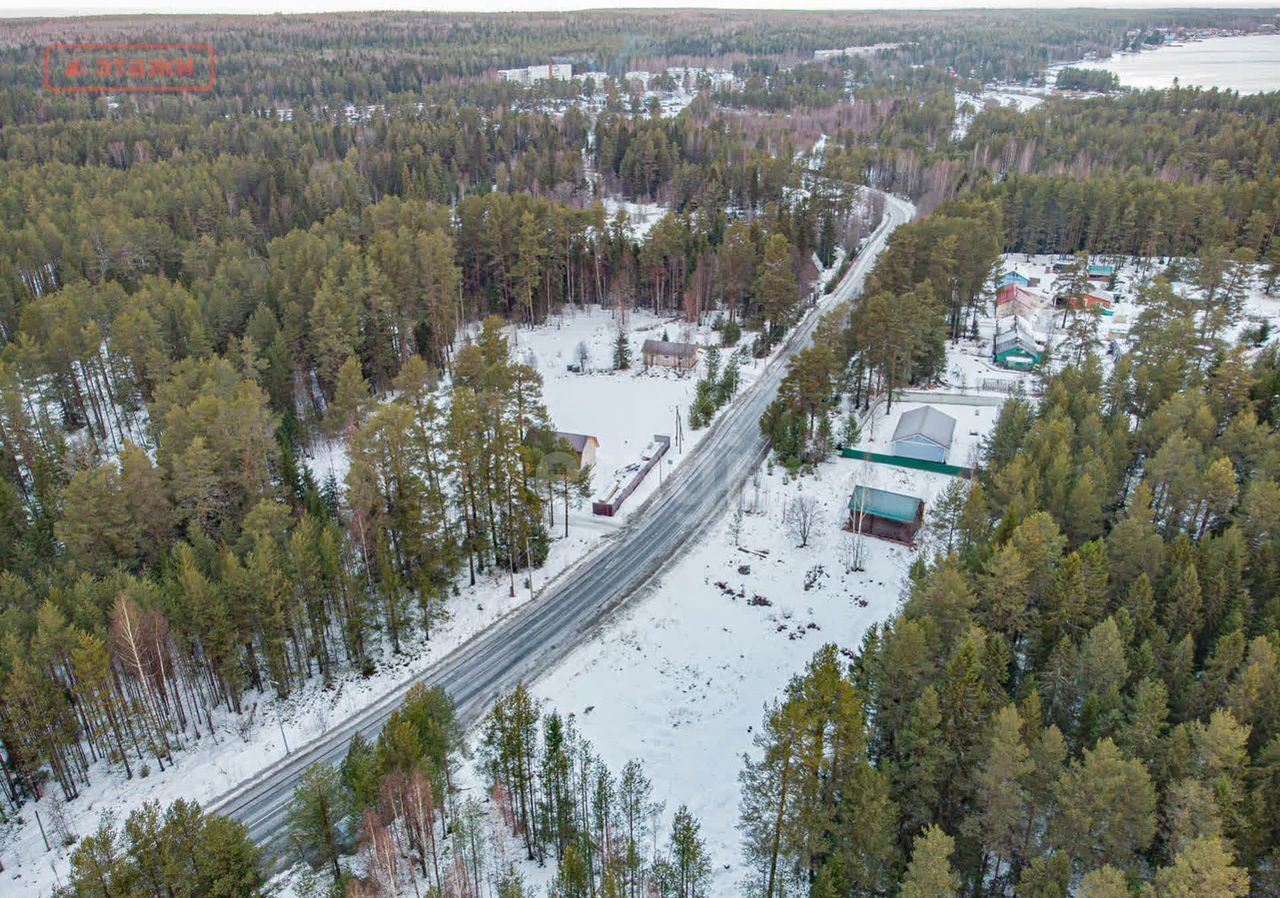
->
210, 188, 916, 865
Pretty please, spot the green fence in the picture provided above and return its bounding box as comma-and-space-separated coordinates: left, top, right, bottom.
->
839, 447, 974, 478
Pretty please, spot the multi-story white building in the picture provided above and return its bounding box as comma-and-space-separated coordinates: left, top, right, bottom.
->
498, 63, 573, 84
813, 43, 899, 61
665, 66, 736, 91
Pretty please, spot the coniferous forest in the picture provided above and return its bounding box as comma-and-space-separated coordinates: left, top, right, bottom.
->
0, 7, 1279, 898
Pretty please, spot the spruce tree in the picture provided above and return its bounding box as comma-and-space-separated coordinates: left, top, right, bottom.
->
613, 328, 632, 370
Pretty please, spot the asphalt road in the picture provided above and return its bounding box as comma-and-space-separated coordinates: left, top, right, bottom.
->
209, 189, 915, 861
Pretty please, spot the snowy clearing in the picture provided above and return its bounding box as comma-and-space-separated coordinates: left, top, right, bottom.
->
952, 88, 1045, 140
600, 197, 671, 242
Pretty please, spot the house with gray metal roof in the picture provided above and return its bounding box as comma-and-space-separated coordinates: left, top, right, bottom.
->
891, 406, 957, 464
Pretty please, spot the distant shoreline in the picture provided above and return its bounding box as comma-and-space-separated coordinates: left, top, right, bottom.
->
5, 2, 1280, 20
1063, 32, 1280, 94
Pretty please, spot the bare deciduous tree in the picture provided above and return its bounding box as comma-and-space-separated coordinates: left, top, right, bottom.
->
404, 769, 443, 893
846, 471, 872, 571
845, 515, 868, 572
359, 810, 401, 898
786, 493, 818, 548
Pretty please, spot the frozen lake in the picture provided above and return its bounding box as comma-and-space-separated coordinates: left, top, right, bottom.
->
1073, 35, 1280, 94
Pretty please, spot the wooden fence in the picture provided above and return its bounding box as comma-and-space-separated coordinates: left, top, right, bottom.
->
592, 435, 672, 516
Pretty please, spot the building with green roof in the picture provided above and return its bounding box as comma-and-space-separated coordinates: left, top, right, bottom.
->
847, 485, 925, 545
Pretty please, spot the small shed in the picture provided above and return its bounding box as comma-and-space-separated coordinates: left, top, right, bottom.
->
642, 339, 699, 370
892, 406, 956, 464
994, 319, 1042, 370
555, 432, 600, 468
1088, 263, 1116, 282
847, 485, 924, 545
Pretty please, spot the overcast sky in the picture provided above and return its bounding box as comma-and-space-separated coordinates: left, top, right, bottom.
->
4, 0, 1279, 18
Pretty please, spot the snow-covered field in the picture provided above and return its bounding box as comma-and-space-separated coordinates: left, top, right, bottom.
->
507, 305, 784, 518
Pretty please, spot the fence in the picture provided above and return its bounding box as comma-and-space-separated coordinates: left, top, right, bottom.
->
979, 377, 1022, 395
839, 447, 974, 478
592, 434, 672, 516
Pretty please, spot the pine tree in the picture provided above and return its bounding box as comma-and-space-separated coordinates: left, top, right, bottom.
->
981, 542, 1033, 647
287, 762, 350, 882
1051, 738, 1156, 872
1163, 563, 1204, 644
1078, 865, 1130, 898
754, 233, 798, 333
1161, 777, 1223, 860
1120, 677, 1170, 773
67, 800, 265, 897
342, 732, 380, 813
1154, 837, 1249, 898
1016, 852, 1071, 898
327, 355, 371, 441
899, 825, 960, 898
818, 211, 838, 269
718, 221, 757, 323
619, 758, 661, 898
1054, 252, 1091, 318
928, 478, 969, 557
310, 268, 362, 398
655, 805, 711, 898
483, 683, 544, 861
1106, 483, 1165, 596
970, 704, 1032, 883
